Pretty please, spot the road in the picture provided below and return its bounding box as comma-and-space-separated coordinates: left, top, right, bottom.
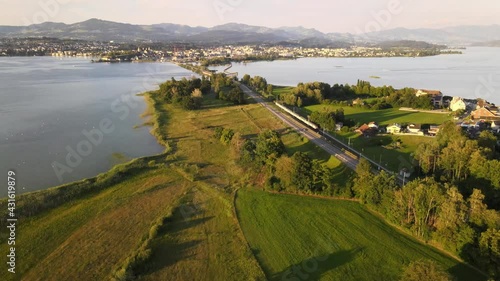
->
240, 84, 359, 170
239, 83, 406, 185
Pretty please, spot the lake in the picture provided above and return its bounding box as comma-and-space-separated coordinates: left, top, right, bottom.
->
0, 57, 196, 196
212, 47, 500, 105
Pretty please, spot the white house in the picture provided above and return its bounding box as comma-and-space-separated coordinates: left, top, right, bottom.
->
449, 97, 467, 112
492, 121, 500, 133
387, 124, 402, 134
408, 124, 424, 135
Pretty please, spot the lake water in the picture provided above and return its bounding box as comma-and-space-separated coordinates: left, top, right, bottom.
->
0, 57, 196, 196
212, 47, 500, 105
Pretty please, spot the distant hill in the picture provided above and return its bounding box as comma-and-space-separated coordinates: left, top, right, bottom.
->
376, 40, 446, 49
361, 25, 500, 44
1, 19, 499, 46
474, 40, 500, 47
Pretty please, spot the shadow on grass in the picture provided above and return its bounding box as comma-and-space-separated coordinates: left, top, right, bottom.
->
270, 248, 363, 281
140, 204, 214, 276
448, 262, 488, 281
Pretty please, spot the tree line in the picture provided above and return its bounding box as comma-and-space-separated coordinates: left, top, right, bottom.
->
156, 77, 210, 110
241, 74, 274, 97
276, 79, 434, 110
217, 124, 499, 278
154, 74, 245, 110
211, 73, 245, 104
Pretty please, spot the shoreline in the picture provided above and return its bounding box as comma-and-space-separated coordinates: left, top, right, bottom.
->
0, 90, 167, 201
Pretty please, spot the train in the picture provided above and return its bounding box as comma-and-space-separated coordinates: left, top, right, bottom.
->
274, 101, 319, 130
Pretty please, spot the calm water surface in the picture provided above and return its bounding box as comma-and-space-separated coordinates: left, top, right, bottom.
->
0, 57, 196, 196
213, 47, 500, 105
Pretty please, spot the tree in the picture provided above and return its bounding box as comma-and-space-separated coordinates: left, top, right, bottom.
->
414, 142, 440, 174
290, 152, 314, 191
397, 178, 444, 238
434, 186, 474, 253
478, 228, 500, 278
439, 139, 478, 181
267, 84, 274, 96
468, 189, 488, 227
478, 131, 497, 158
230, 132, 245, 159
242, 74, 250, 84
353, 158, 374, 203
297, 97, 303, 108
220, 128, 235, 145
436, 121, 465, 148
400, 260, 452, 281
255, 130, 285, 167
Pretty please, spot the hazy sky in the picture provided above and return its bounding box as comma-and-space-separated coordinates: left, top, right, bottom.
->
2, 0, 500, 33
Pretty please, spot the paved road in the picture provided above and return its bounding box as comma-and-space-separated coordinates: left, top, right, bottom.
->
240, 84, 359, 170
240, 83, 406, 185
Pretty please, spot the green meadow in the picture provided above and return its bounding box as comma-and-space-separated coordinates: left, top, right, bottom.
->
236, 188, 486, 281
305, 104, 452, 126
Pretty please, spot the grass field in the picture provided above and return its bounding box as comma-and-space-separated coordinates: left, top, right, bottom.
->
133, 94, 350, 280
331, 132, 437, 172
0, 92, 353, 281
0, 165, 189, 280
236, 188, 486, 281
300, 103, 445, 173
1, 89, 475, 281
304, 104, 452, 126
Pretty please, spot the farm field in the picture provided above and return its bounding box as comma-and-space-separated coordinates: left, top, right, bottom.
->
236, 188, 486, 281
0, 163, 190, 281
304, 104, 452, 126
0, 92, 354, 281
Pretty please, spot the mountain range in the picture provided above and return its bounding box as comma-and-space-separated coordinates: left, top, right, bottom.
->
1, 18, 499, 46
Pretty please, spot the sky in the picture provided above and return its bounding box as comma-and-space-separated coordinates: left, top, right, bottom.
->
1, 0, 500, 33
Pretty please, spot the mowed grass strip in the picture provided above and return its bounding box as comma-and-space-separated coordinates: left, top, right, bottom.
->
0, 167, 189, 281
137, 182, 266, 281
305, 104, 452, 125
236, 188, 486, 281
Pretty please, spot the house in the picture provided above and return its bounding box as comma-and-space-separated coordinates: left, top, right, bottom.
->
356, 123, 378, 137
356, 124, 370, 134
387, 124, 402, 134
335, 122, 344, 131
471, 107, 500, 121
400, 168, 411, 178
491, 121, 500, 133
415, 89, 444, 107
352, 98, 365, 106
461, 122, 473, 129
407, 124, 424, 135
368, 122, 379, 129
449, 97, 467, 112
428, 125, 440, 136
